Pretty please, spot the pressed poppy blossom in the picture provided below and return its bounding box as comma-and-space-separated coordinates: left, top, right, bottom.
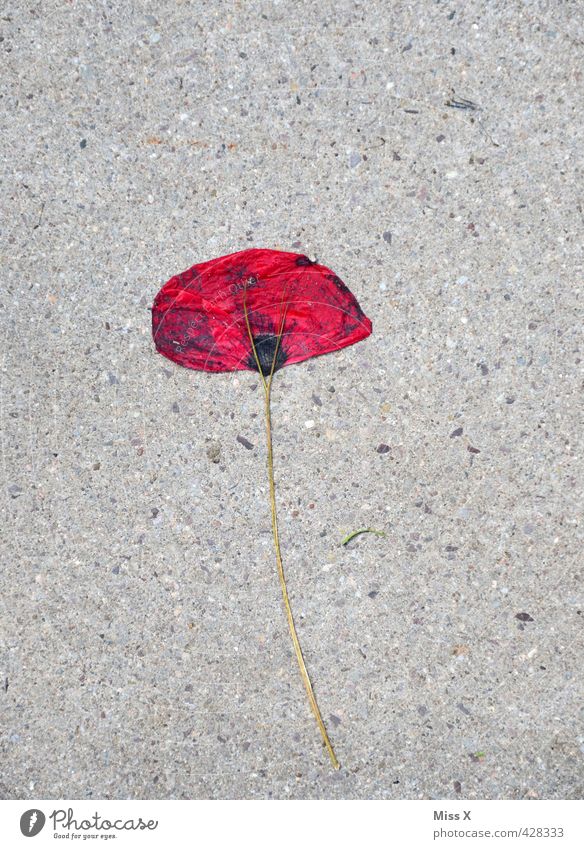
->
152, 248, 372, 769
152, 247, 371, 374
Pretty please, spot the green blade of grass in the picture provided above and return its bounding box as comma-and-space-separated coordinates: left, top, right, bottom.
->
341, 527, 386, 546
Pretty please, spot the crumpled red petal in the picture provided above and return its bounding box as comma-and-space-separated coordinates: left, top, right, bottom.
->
152, 247, 372, 373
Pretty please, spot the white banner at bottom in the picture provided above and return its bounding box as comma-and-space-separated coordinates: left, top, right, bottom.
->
0, 799, 581, 849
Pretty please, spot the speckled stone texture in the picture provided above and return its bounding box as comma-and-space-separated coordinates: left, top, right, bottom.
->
1, 0, 582, 801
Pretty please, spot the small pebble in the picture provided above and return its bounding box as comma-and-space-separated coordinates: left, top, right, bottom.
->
206, 442, 221, 463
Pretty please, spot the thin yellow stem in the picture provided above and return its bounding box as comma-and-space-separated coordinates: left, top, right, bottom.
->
242, 283, 267, 392
263, 383, 340, 769
242, 280, 339, 769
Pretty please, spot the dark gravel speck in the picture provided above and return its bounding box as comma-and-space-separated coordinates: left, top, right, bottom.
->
450, 427, 463, 438
377, 443, 390, 454
515, 612, 534, 622
237, 435, 254, 450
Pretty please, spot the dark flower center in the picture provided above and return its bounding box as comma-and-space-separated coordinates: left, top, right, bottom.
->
248, 334, 288, 376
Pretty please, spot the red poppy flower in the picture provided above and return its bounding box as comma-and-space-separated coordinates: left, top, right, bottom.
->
152, 247, 372, 374
151, 248, 372, 770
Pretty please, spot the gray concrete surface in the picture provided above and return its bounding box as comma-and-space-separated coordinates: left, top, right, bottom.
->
1, 0, 582, 800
